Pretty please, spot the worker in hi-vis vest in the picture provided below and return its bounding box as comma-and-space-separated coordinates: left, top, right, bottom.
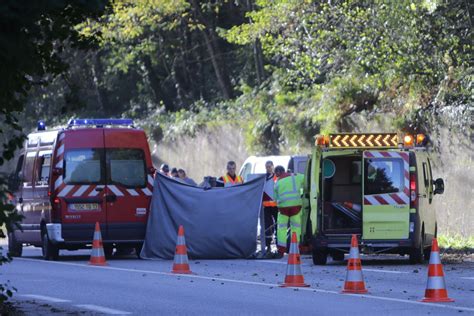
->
274, 165, 305, 255
219, 160, 243, 187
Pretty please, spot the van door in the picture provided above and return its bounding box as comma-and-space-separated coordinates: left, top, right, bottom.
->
57, 130, 107, 241
104, 130, 153, 242
17, 150, 37, 242
362, 151, 410, 240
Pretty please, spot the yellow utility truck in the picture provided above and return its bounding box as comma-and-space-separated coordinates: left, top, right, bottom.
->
302, 133, 444, 264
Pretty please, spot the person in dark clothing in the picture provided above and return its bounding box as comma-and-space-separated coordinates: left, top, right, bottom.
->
262, 160, 278, 255
178, 169, 197, 186
170, 167, 179, 179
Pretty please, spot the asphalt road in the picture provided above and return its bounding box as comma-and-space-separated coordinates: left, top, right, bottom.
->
1, 245, 473, 315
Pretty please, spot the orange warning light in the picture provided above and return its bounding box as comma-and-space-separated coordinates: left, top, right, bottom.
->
404, 135, 414, 147
416, 134, 426, 146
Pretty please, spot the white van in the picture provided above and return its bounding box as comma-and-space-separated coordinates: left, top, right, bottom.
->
239, 155, 308, 181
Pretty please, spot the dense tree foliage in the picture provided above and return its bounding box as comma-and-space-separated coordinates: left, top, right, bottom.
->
0, 0, 106, 302
10, 0, 474, 152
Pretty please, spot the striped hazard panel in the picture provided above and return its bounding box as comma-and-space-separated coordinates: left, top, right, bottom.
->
53, 132, 154, 198
363, 151, 409, 206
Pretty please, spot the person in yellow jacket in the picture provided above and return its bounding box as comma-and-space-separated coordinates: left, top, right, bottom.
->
219, 161, 243, 187
274, 165, 305, 255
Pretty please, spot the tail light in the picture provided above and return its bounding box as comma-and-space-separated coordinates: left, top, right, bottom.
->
51, 197, 61, 222
410, 173, 417, 208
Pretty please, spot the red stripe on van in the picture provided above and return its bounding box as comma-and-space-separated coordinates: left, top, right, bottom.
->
389, 193, 405, 205
374, 195, 389, 205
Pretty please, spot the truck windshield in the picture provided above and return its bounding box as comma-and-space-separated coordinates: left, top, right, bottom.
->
107, 149, 146, 188
64, 149, 103, 184
364, 158, 403, 195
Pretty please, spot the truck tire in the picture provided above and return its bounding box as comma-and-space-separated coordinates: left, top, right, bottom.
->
312, 248, 328, 265
409, 232, 425, 264
42, 232, 59, 261
8, 232, 22, 257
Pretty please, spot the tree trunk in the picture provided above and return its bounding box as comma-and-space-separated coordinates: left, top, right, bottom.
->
190, 0, 233, 99
142, 55, 175, 111
253, 38, 265, 84
91, 51, 109, 114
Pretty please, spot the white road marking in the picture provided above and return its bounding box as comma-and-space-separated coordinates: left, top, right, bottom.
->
16, 258, 474, 313
460, 277, 474, 280
258, 261, 409, 274
258, 260, 287, 265
363, 268, 409, 274
20, 294, 71, 303
75, 304, 131, 315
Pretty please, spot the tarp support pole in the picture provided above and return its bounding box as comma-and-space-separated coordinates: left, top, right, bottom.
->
260, 204, 266, 256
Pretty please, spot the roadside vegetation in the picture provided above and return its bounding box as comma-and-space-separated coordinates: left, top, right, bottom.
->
12, 0, 470, 154
0, 1, 107, 304
438, 234, 474, 252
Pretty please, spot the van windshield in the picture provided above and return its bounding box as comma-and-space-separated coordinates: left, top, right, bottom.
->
64, 149, 103, 184
107, 149, 146, 188
364, 158, 403, 195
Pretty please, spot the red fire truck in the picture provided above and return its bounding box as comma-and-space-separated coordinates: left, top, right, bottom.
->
8, 119, 155, 260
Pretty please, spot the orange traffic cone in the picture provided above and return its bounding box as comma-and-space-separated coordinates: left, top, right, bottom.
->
171, 225, 193, 274
342, 234, 367, 293
420, 238, 454, 302
280, 232, 310, 287
89, 222, 107, 266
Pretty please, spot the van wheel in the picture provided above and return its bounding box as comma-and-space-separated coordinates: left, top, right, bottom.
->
409, 232, 425, 264
312, 248, 328, 265
8, 233, 23, 257
42, 232, 59, 261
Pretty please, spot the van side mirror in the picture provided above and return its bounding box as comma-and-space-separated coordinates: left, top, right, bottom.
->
433, 178, 444, 195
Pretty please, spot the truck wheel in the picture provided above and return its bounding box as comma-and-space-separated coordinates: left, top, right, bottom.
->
423, 246, 432, 261
8, 232, 23, 257
42, 232, 59, 261
312, 248, 328, 265
409, 232, 425, 264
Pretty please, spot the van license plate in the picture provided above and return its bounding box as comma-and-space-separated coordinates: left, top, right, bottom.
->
69, 203, 99, 211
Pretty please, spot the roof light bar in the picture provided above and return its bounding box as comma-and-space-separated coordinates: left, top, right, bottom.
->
67, 118, 134, 128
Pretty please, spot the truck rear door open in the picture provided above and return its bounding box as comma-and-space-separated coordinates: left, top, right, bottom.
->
362, 151, 410, 240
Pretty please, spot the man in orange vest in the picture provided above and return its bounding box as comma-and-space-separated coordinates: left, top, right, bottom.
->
262, 160, 278, 253
219, 161, 243, 187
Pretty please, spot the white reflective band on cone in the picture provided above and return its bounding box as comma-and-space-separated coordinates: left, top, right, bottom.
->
177, 236, 185, 244
286, 264, 302, 276
345, 270, 364, 282
426, 276, 447, 290
91, 247, 104, 257
349, 247, 359, 259
174, 254, 189, 264
429, 252, 441, 264
94, 231, 102, 240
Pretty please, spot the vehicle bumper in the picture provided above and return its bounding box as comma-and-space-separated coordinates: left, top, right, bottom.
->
46, 223, 65, 243
313, 235, 414, 254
